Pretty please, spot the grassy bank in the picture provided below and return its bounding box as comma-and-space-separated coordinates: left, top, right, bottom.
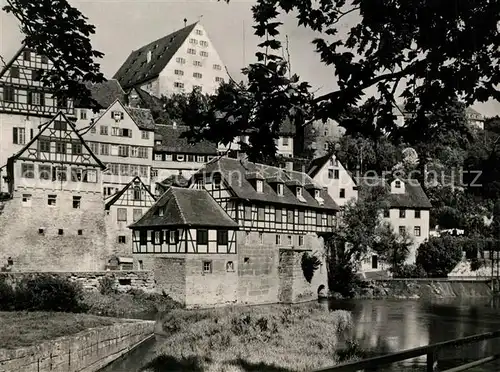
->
142, 303, 358, 372
0, 312, 121, 349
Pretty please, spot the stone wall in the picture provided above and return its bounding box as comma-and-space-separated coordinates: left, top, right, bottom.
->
0, 190, 110, 272
0, 320, 154, 372
0, 271, 155, 293
153, 257, 186, 304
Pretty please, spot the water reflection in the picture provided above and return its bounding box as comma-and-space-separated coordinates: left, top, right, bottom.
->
330, 298, 500, 371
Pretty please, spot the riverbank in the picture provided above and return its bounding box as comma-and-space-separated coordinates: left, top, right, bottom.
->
142, 303, 359, 372
345, 279, 493, 300
0, 315, 154, 372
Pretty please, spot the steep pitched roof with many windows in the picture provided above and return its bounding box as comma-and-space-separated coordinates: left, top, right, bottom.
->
113, 22, 198, 89
129, 186, 239, 228
194, 157, 339, 211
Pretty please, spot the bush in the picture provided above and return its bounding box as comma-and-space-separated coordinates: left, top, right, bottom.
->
416, 236, 463, 278
470, 258, 487, 271
392, 264, 427, 278
0, 276, 15, 311
327, 261, 364, 298
15, 274, 86, 313
98, 276, 116, 295
301, 252, 321, 283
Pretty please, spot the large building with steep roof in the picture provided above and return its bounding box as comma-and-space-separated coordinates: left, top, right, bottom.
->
113, 22, 229, 97
0, 111, 111, 272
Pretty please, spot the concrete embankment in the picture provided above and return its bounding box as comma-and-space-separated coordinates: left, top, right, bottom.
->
0, 320, 154, 372
358, 279, 493, 299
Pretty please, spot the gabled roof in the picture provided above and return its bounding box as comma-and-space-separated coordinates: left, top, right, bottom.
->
75, 80, 127, 109
130, 187, 239, 229
355, 177, 432, 209
154, 124, 218, 154
128, 87, 163, 110
113, 22, 198, 89
105, 176, 156, 210
87, 99, 155, 131
307, 154, 331, 178
10, 111, 105, 169
194, 157, 339, 211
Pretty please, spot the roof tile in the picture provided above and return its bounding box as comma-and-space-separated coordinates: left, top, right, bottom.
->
154, 124, 218, 154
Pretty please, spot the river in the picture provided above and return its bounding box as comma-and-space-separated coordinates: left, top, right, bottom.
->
100, 297, 500, 372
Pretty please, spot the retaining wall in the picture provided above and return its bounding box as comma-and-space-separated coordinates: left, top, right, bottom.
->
0, 271, 155, 293
0, 320, 154, 372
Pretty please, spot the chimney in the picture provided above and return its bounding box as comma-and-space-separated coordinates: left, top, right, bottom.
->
285, 161, 293, 171
184, 18, 187, 27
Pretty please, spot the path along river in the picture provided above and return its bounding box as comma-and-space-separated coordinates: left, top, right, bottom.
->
100, 297, 500, 372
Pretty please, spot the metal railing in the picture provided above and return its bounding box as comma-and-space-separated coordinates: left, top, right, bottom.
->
312, 330, 500, 372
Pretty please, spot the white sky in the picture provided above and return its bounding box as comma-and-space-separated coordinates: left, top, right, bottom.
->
0, 0, 498, 117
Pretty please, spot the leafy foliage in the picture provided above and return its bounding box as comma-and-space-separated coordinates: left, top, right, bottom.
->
416, 236, 463, 278
301, 252, 321, 283
2, 0, 105, 109
372, 222, 413, 273
98, 276, 116, 295
392, 264, 427, 279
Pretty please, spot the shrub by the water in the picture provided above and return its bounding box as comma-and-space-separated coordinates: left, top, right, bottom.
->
416, 236, 463, 277
392, 264, 427, 278
15, 274, 86, 312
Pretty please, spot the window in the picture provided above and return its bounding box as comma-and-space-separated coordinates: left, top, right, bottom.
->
28, 91, 44, 106
3, 86, 15, 102
79, 109, 87, 120
276, 234, 281, 245
399, 226, 406, 235
10, 66, 19, 78
395, 180, 401, 188
89, 142, 99, 155
39, 228, 44, 235
328, 169, 334, 179
196, 155, 205, 163
383, 209, 390, 218
399, 209, 406, 218
372, 255, 378, 269
195, 29, 203, 35
120, 164, 129, 176
193, 61, 202, 67
117, 208, 127, 222
78, 229, 83, 236
213, 64, 221, 70
53, 121, 67, 131
256, 180, 263, 193
187, 48, 196, 54
154, 231, 161, 245
175, 57, 186, 64
215, 77, 224, 83
259, 232, 264, 244
415, 210, 421, 219
100, 126, 108, 135
39, 165, 50, 180
339, 188, 345, 198
197, 229, 208, 245
189, 38, 198, 44
84, 169, 97, 183
72, 143, 82, 155
22, 194, 32, 207
58, 229, 64, 236
55, 142, 66, 154
287, 235, 293, 245
21, 163, 34, 178
23, 50, 31, 61
118, 145, 129, 157
174, 82, 184, 88
200, 51, 208, 57
133, 209, 142, 222
193, 72, 202, 78
48, 195, 57, 206
138, 260, 144, 270
277, 183, 284, 196
226, 261, 234, 272
217, 230, 228, 245
414, 226, 421, 237
118, 236, 126, 244
32, 69, 43, 81
174, 69, 184, 75
169, 230, 177, 244
52, 166, 67, 181
334, 169, 339, 179
100, 143, 110, 155
200, 40, 208, 47
13, 128, 25, 145
72, 196, 81, 209
203, 261, 212, 274
176, 155, 185, 161
159, 207, 164, 217
282, 137, 289, 146
299, 235, 304, 246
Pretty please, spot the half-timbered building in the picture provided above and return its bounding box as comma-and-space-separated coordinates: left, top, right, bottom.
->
105, 176, 156, 258
0, 111, 111, 272
79, 99, 155, 197
129, 186, 239, 307
188, 157, 338, 305
0, 45, 76, 187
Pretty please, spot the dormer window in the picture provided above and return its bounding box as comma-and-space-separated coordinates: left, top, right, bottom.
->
256, 180, 263, 193
159, 207, 164, 217
277, 183, 284, 196
296, 187, 302, 197
315, 190, 320, 199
